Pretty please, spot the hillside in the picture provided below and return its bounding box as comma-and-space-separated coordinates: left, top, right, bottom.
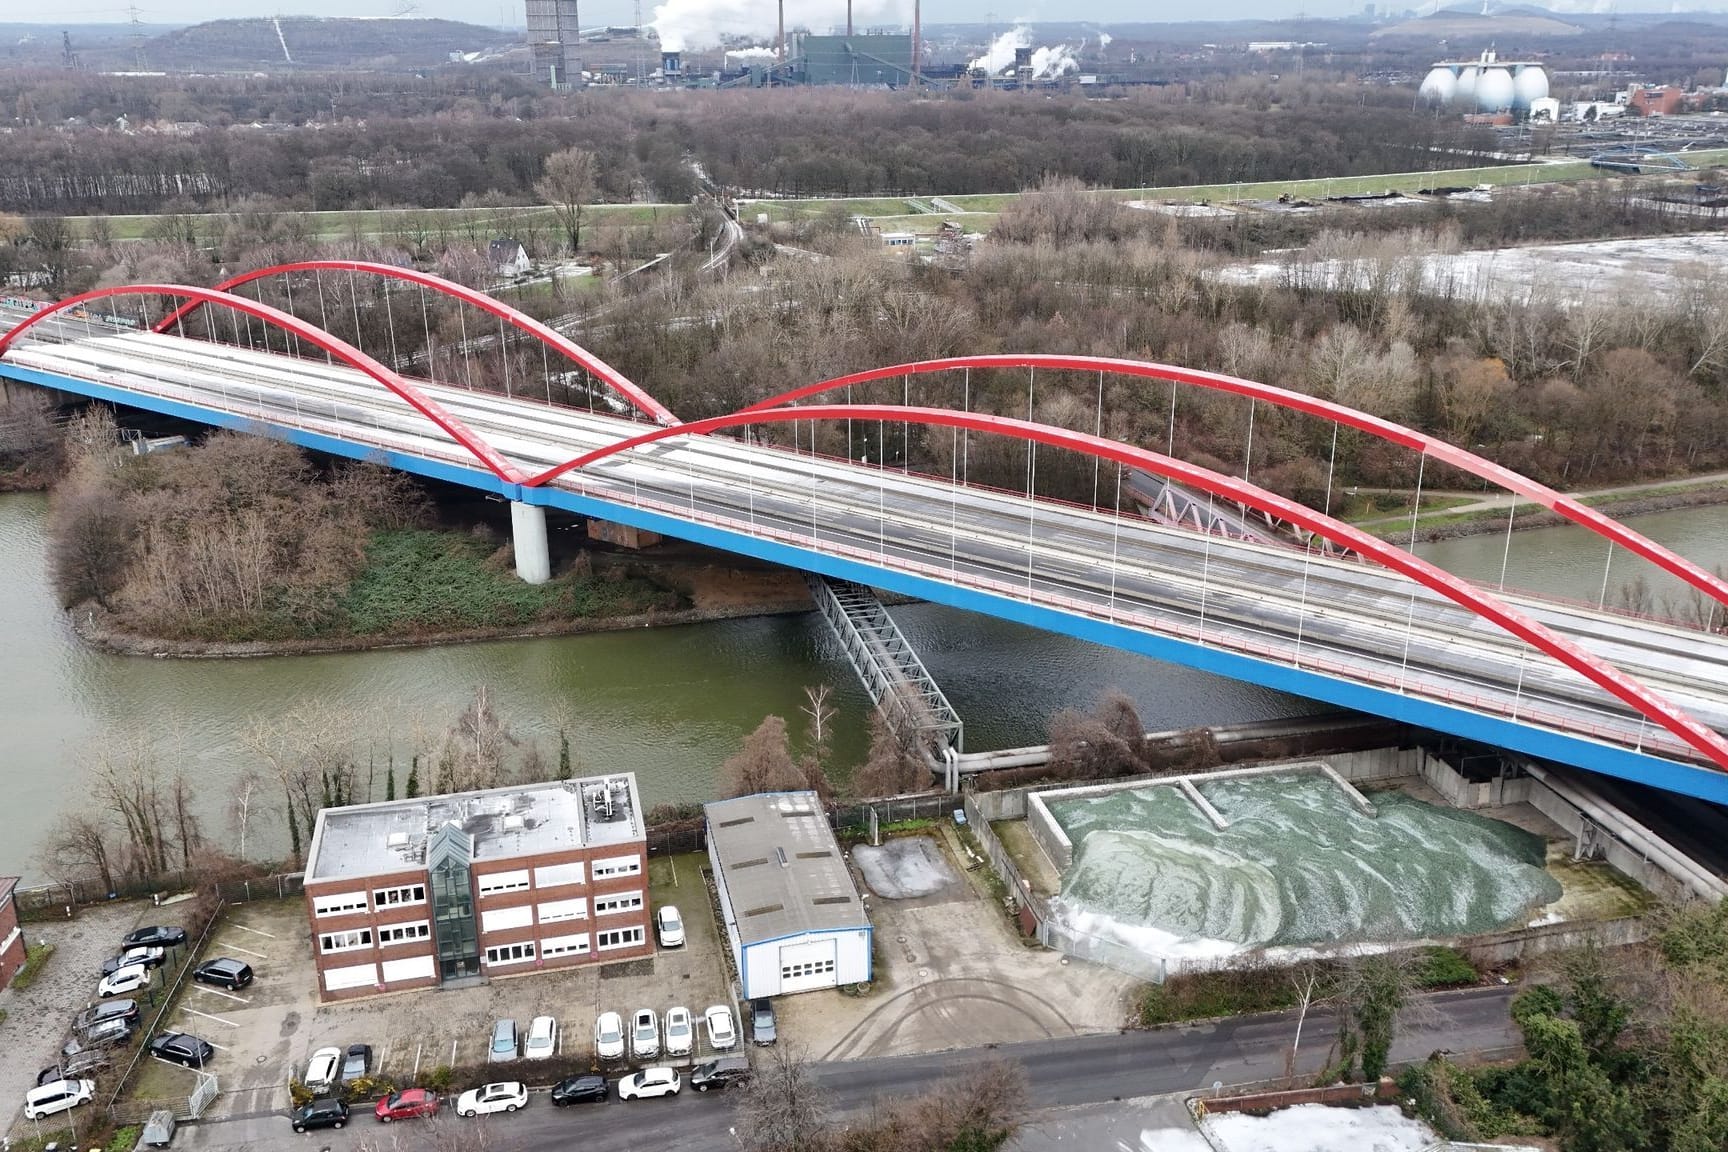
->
131, 17, 515, 71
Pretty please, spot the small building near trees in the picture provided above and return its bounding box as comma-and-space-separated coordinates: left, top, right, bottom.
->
706, 791, 872, 998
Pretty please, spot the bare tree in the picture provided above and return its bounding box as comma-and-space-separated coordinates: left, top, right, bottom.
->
227, 770, 265, 861
536, 147, 598, 255
738, 1043, 832, 1152
48, 811, 120, 894
437, 685, 518, 794
721, 715, 805, 798
1285, 959, 1325, 1081
850, 710, 927, 799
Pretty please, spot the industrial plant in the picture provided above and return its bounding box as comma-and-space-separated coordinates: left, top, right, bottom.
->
1419, 48, 1550, 117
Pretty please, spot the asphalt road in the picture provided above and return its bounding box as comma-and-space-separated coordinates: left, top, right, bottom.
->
180, 986, 1518, 1152
11, 326, 1728, 765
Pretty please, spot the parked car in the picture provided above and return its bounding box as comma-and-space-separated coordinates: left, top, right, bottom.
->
139, 1109, 176, 1148
703, 1005, 737, 1052
37, 1048, 109, 1086
75, 998, 140, 1032
122, 926, 188, 950
617, 1067, 681, 1101
550, 1074, 609, 1106
98, 963, 152, 999
663, 1006, 693, 1057
289, 1098, 349, 1133
192, 958, 254, 991
655, 905, 685, 947
304, 1047, 342, 1094
340, 1043, 371, 1084
690, 1056, 752, 1093
101, 947, 165, 977
750, 998, 777, 1046
594, 1011, 625, 1061
524, 1015, 557, 1060
148, 1032, 214, 1069
374, 1088, 440, 1123
454, 1081, 527, 1117
630, 1008, 660, 1060
24, 1079, 95, 1121
63, 1017, 135, 1057
487, 1018, 518, 1063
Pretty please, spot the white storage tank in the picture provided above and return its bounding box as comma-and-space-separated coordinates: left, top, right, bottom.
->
1456, 65, 1479, 104
1419, 65, 1459, 102
1512, 64, 1550, 110
1475, 65, 1516, 112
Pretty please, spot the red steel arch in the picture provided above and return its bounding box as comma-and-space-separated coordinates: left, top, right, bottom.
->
153, 259, 678, 427
549, 402, 1728, 774
728, 355, 1728, 614
0, 284, 527, 485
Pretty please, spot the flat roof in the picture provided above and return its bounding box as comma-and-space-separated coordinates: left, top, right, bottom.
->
705, 791, 867, 946
306, 774, 644, 883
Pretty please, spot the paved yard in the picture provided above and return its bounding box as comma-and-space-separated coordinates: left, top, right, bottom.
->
0, 898, 198, 1139
778, 830, 1137, 1062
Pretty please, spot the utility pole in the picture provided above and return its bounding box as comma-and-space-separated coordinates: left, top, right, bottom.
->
128, 2, 145, 71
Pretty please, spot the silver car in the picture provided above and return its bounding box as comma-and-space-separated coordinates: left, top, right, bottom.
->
488, 1019, 518, 1063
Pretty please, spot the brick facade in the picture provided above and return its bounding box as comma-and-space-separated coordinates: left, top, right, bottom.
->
0, 878, 25, 989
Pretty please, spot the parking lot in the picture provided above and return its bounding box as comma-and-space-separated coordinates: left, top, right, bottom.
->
168, 851, 736, 1123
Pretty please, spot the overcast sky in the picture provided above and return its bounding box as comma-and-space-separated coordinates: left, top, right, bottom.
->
28, 0, 1728, 28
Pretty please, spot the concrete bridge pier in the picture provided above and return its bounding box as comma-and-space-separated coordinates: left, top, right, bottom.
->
510, 501, 551, 584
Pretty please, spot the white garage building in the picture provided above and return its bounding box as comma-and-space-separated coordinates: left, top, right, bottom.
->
706, 791, 872, 999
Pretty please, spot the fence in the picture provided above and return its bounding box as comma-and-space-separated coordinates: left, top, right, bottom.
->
16, 870, 304, 921
961, 790, 1049, 941
105, 905, 226, 1122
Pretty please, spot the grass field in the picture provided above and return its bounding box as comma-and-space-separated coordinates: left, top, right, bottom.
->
69, 146, 1728, 242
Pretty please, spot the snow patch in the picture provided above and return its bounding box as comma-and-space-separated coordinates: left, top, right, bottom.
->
1209, 1104, 1439, 1152
853, 836, 958, 900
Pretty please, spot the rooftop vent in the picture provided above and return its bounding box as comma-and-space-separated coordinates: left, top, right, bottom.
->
387, 832, 409, 849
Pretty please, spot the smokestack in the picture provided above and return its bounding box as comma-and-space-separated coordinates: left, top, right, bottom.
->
846, 0, 852, 36
911, 0, 920, 88
777, 0, 785, 66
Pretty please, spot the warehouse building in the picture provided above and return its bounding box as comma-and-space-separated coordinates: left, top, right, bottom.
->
303, 775, 651, 1001
706, 791, 871, 998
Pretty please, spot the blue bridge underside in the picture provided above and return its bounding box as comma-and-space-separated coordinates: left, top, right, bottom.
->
13, 363, 1728, 807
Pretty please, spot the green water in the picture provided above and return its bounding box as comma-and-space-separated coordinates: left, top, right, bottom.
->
1050, 774, 1562, 956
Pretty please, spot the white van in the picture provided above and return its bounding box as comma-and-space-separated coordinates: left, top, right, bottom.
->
25, 1078, 95, 1121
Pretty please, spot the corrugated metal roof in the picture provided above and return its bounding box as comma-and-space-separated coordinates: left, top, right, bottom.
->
705, 792, 868, 946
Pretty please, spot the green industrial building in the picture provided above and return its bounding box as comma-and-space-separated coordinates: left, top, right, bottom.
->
792, 34, 913, 86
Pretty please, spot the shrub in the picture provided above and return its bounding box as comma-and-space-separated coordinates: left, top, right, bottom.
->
13, 942, 55, 990
105, 1126, 142, 1152
1412, 946, 1477, 989
1138, 965, 1299, 1025
417, 1065, 455, 1093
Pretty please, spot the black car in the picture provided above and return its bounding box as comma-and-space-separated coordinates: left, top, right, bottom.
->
101, 947, 167, 977
149, 1033, 215, 1069
290, 1098, 349, 1133
75, 999, 141, 1032
192, 958, 253, 991
689, 1058, 752, 1093
340, 1043, 371, 1084
122, 926, 188, 950
37, 1050, 109, 1086
549, 1075, 609, 1106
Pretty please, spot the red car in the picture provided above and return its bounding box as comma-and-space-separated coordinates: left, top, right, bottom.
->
374, 1089, 440, 1123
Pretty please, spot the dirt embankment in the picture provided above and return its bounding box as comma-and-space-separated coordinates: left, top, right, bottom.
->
1388, 485, 1728, 545
71, 558, 815, 659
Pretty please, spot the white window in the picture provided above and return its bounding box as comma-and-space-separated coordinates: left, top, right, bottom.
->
592, 855, 642, 880
380, 954, 435, 982
533, 861, 585, 888
481, 905, 534, 933
373, 884, 426, 908
537, 897, 588, 924
322, 962, 378, 991
782, 958, 836, 980
596, 926, 644, 952
594, 893, 644, 917
312, 891, 368, 917
540, 933, 591, 958
376, 922, 431, 947
319, 928, 374, 954
476, 869, 531, 897
483, 941, 536, 967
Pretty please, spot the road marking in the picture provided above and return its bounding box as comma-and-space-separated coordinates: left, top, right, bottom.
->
197, 985, 251, 1004
181, 1006, 238, 1028
229, 923, 277, 938
222, 944, 269, 959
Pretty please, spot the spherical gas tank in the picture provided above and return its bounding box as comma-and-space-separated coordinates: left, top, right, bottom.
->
1512, 65, 1549, 110
1419, 65, 1459, 103
1475, 66, 1515, 112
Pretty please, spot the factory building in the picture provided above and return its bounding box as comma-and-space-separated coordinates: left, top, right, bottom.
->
303, 775, 651, 1001
527, 0, 582, 88
791, 33, 914, 86
1419, 49, 1549, 116
706, 791, 872, 998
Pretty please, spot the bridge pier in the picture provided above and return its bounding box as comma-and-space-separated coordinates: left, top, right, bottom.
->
510, 501, 552, 584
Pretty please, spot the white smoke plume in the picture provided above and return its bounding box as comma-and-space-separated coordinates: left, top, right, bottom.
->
653, 0, 911, 52
1097, 30, 1112, 48
967, 25, 1079, 77
725, 46, 779, 60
